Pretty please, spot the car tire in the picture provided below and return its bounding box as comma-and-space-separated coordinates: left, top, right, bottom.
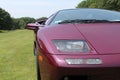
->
36, 55, 41, 80
35, 44, 41, 80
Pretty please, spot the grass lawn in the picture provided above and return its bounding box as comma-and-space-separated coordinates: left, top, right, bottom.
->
0, 30, 36, 80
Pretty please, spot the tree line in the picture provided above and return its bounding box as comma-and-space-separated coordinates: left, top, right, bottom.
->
0, 8, 46, 30
76, 0, 120, 11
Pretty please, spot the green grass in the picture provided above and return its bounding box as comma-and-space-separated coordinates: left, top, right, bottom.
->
0, 30, 36, 80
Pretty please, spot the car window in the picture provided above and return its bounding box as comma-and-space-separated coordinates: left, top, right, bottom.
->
45, 14, 54, 25
50, 9, 120, 25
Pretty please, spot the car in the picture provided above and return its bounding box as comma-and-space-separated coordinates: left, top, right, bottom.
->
26, 8, 120, 80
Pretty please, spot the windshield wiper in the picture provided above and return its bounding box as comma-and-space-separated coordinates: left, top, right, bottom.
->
58, 19, 120, 24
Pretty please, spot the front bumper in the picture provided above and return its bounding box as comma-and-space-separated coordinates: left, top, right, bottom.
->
39, 53, 120, 80
51, 54, 120, 68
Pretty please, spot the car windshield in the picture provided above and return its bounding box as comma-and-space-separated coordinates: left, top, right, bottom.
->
50, 8, 120, 25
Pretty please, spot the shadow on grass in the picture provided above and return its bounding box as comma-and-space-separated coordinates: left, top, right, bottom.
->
0, 30, 13, 33
0, 31, 4, 33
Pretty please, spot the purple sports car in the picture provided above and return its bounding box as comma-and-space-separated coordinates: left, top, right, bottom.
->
27, 8, 120, 80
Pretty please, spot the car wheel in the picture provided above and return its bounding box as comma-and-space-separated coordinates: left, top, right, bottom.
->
35, 45, 41, 80
36, 55, 41, 80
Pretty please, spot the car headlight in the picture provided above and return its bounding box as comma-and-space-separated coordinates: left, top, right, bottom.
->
53, 40, 90, 53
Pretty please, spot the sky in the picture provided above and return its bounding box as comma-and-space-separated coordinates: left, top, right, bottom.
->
0, 0, 83, 19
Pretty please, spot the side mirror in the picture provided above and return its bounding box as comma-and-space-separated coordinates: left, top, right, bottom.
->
26, 23, 40, 30
26, 18, 47, 30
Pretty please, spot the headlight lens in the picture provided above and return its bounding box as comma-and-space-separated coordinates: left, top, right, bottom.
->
53, 40, 90, 52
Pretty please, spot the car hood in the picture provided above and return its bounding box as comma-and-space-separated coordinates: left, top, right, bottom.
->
75, 23, 120, 54
38, 23, 120, 54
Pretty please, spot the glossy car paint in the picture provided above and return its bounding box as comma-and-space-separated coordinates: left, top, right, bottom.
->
27, 9, 120, 80
75, 23, 120, 54
37, 23, 120, 68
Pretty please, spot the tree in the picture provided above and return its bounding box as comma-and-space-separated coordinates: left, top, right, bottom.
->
12, 17, 36, 29
76, 0, 88, 8
0, 8, 13, 30
12, 18, 20, 29
76, 0, 120, 11
36, 17, 48, 21
105, 0, 120, 11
